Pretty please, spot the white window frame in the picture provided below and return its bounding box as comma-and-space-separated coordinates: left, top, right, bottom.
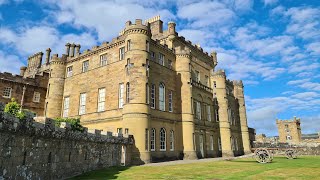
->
3, 87, 12, 98
33, 92, 41, 102
63, 97, 70, 118
100, 54, 107, 66
159, 53, 164, 66
98, 88, 105, 112
170, 130, 174, 151
159, 83, 165, 111
117, 128, 123, 134
67, 66, 73, 77
160, 128, 166, 151
151, 128, 156, 151
119, 83, 124, 108
79, 93, 86, 115
119, 47, 125, 60
82, 60, 89, 72
196, 101, 201, 120
168, 90, 173, 112
210, 135, 214, 151
151, 84, 155, 109
207, 105, 211, 121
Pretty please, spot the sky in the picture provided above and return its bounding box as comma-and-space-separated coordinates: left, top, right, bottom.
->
0, 0, 319, 136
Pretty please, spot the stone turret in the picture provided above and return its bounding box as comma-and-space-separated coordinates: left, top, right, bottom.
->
45, 48, 51, 65
20, 66, 27, 76
121, 19, 152, 164
233, 80, 251, 154
211, 69, 233, 157
45, 54, 67, 118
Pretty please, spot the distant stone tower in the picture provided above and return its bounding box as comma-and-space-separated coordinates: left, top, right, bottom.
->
276, 117, 302, 144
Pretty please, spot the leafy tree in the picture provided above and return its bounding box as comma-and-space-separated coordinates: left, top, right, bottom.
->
54, 117, 84, 132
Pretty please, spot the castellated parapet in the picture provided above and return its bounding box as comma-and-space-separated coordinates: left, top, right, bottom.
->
0, 109, 133, 179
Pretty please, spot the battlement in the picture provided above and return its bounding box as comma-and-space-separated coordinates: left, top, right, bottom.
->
212, 69, 226, 77
233, 80, 243, 87
0, 113, 133, 144
276, 116, 301, 124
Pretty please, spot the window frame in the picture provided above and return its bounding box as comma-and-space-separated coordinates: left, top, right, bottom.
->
100, 53, 108, 66
150, 84, 156, 109
97, 88, 106, 112
119, 83, 124, 108
66, 66, 73, 77
33, 92, 41, 103
150, 128, 156, 151
79, 93, 86, 115
119, 47, 125, 60
158, 53, 164, 66
3, 87, 12, 98
160, 128, 166, 151
168, 90, 173, 112
82, 60, 89, 73
63, 96, 70, 118
170, 130, 174, 151
159, 83, 165, 111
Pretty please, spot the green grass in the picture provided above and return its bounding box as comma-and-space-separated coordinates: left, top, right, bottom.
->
70, 156, 320, 180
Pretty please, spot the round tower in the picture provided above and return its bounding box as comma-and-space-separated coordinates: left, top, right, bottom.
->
211, 70, 233, 157
122, 19, 151, 164
45, 54, 66, 118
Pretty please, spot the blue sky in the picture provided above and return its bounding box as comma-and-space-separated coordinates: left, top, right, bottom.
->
0, 0, 319, 136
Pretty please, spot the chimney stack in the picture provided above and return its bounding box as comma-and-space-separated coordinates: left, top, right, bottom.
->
65, 43, 71, 56
75, 44, 81, 57
20, 66, 27, 76
168, 21, 176, 35
69, 43, 76, 57
45, 48, 51, 64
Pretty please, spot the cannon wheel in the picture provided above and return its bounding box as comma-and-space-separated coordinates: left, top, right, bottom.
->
254, 148, 272, 163
285, 149, 297, 159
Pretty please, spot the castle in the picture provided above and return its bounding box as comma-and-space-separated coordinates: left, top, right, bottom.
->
0, 16, 252, 164
276, 116, 302, 144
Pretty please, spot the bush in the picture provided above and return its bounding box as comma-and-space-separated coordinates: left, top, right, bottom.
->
4, 98, 25, 120
54, 117, 84, 132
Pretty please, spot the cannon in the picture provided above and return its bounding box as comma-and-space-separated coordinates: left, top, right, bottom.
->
285, 149, 297, 159
254, 148, 273, 163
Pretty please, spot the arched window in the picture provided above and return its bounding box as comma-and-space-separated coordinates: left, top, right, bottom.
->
159, 83, 165, 111
170, 130, 174, 151
160, 128, 166, 151
150, 128, 156, 151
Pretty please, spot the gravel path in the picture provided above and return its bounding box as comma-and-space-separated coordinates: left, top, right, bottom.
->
142, 154, 254, 166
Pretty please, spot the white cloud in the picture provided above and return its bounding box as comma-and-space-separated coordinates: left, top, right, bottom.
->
262, 0, 278, 6
291, 92, 319, 100
0, 0, 7, 5
306, 42, 320, 55
288, 61, 320, 73
0, 50, 25, 74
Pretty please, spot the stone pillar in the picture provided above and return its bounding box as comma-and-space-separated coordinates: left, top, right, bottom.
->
45, 48, 51, 65
65, 43, 71, 56
211, 70, 233, 157
75, 44, 81, 57
233, 80, 251, 154
175, 47, 197, 160
69, 43, 75, 57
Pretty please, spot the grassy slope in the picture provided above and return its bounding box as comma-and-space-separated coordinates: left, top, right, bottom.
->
71, 156, 320, 180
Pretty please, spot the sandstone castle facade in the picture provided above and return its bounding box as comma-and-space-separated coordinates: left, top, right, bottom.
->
0, 16, 252, 164
276, 116, 302, 144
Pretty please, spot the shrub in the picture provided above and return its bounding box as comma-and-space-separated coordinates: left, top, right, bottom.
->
54, 117, 84, 132
4, 98, 25, 120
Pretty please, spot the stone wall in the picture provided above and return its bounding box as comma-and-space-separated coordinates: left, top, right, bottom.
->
253, 142, 320, 156
0, 108, 133, 180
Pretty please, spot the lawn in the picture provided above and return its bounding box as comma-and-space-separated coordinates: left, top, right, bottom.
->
70, 156, 320, 180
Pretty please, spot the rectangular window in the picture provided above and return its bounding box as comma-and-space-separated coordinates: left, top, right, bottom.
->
215, 109, 219, 122
119, 47, 125, 60
168, 91, 173, 112
146, 40, 149, 52
67, 66, 73, 77
82, 60, 89, 72
79, 93, 86, 115
98, 88, 105, 112
63, 97, 70, 118
146, 83, 149, 104
33, 92, 41, 102
207, 105, 211, 121
210, 135, 214, 151
150, 51, 155, 60
126, 83, 130, 103
158, 53, 164, 66
127, 40, 131, 51
205, 75, 209, 86
150, 84, 155, 109
151, 128, 155, 151
117, 128, 123, 134
145, 129, 149, 151
196, 101, 201, 120
119, 83, 124, 108
168, 60, 173, 69
195, 70, 200, 82
3, 87, 12, 98
125, 128, 129, 134
100, 54, 107, 66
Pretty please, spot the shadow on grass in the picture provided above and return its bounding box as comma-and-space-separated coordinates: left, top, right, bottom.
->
69, 166, 131, 180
